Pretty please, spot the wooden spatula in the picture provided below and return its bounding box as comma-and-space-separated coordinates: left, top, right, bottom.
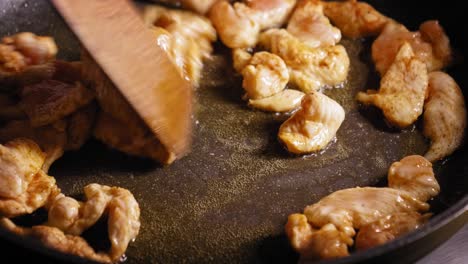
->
51, 0, 193, 159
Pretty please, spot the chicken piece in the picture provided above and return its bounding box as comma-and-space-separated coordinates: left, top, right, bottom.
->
355, 212, 429, 251
279, 92, 345, 154
0, 139, 59, 218
323, 0, 391, 39
285, 214, 351, 260
388, 155, 440, 202
232, 49, 253, 73
150, 0, 218, 14
372, 21, 452, 75
357, 42, 428, 128
423, 72, 467, 162
0, 218, 111, 263
248, 89, 305, 112
210, 0, 296, 48
19, 80, 95, 127
0, 32, 57, 88
47, 183, 140, 262
241, 51, 289, 99
0, 120, 68, 172
287, 0, 341, 48
80, 53, 175, 164
259, 29, 350, 92
65, 102, 97, 151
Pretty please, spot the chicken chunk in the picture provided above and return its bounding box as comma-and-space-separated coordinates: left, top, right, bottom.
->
154, 0, 219, 14
65, 103, 97, 151
259, 29, 350, 93
47, 183, 141, 261
422, 72, 466, 162
355, 212, 429, 251
372, 21, 452, 75
287, 0, 341, 48
210, 0, 296, 48
357, 42, 428, 128
0, 218, 111, 263
323, 0, 391, 38
232, 48, 253, 73
241, 51, 289, 99
248, 89, 305, 112
278, 92, 345, 154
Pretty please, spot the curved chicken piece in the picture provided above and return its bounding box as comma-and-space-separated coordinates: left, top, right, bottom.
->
248, 89, 305, 112
259, 29, 350, 92
241, 51, 289, 99
47, 183, 140, 262
423, 72, 467, 162
323, 0, 391, 39
0, 218, 111, 263
372, 21, 452, 75
355, 212, 429, 251
210, 0, 296, 48
287, 0, 341, 48
388, 155, 440, 202
278, 92, 345, 154
232, 48, 253, 73
357, 42, 428, 128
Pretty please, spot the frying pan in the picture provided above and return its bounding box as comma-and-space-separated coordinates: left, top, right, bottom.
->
0, 0, 466, 263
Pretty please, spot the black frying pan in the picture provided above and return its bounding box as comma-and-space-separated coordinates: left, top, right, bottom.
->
0, 0, 466, 263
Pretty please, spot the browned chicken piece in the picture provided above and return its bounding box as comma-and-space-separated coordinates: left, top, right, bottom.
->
65, 102, 97, 151
0, 218, 111, 263
19, 80, 95, 127
47, 183, 141, 262
372, 21, 452, 75
0, 32, 57, 88
323, 0, 391, 39
279, 92, 345, 154
151, 0, 219, 14
210, 0, 296, 48
357, 42, 428, 128
259, 29, 350, 93
0, 139, 59, 218
355, 212, 429, 251
286, 155, 438, 260
143, 5, 216, 86
80, 52, 175, 164
248, 89, 305, 112
287, 0, 342, 48
423, 72, 467, 162
241, 51, 289, 99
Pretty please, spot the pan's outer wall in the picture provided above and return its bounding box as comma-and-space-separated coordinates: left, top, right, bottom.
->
0, 0, 466, 264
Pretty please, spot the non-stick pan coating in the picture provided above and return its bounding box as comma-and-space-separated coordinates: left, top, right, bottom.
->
0, 0, 466, 263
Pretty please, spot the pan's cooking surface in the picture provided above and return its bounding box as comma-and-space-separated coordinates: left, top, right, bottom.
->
0, 0, 466, 263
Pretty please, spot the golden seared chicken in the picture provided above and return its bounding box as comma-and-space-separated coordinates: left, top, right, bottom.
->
287, 0, 341, 48
210, 0, 296, 48
372, 21, 452, 75
143, 5, 217, 86
0, 218, 111, 263
355, 212, 429, 251
0, 32, 57, 88
0, 139, 58, 218
232, 48, 253, 73
423, 72, 467, 162
278, 92, 345, 154
357, 43, 428, 128
241, 51, 289, 99
259, 29, 350, 93
323, 0, 391, 39
285, 155, 439, 260
47, 183, 140, 262
249, 89, 305, 112
80, 53, 175, 164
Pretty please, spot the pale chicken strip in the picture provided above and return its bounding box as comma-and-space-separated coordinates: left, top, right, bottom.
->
323, 0, 391, 38
357, 43, 428, 128
259, 29, 349, 93
249, 89, 305, 112
278, 92, 345, 154
287, 0, 341, 48
241, 51, 289, 99
423, 72, 467, 162
210, 0, 296, 48
372, 21, 452, 75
